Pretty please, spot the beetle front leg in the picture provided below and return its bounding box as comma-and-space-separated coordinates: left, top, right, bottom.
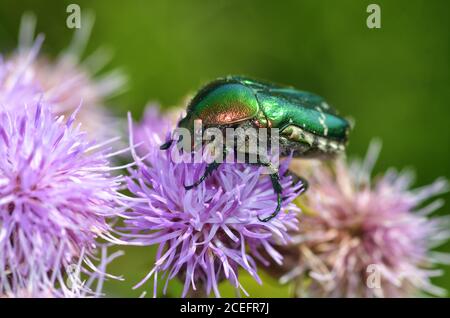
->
184, 161, 221, 190
160, 139, 173, 150
184, 147, 228, 190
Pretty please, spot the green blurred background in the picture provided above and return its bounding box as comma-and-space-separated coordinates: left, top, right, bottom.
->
1, 0, 449, 297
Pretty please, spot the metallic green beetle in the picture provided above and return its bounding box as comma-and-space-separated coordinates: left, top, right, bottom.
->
161, 76, 351, 222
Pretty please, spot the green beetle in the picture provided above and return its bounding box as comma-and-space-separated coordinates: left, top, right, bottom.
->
161, 76, 351, 221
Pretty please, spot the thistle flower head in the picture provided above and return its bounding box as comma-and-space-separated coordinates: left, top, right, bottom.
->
0, 101, 123, 295
1, 246, 123, 298
122, 109, 304, 297
281, 141, 450, 297
0, 13, 127, 140
0, 36, 43, 110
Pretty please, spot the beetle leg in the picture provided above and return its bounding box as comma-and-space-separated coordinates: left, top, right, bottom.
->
284, 170, 309, 193
160, 140, 173, 150
184, 161, 221, 190
161, 134, 186, 150
258, 168, 283, 222
185, 147, 228, 190
258, 170, 309, 222
248, 158, 283, 222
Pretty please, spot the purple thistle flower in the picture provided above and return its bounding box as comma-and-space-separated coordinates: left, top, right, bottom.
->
0, 101, 124, 296
1, 13, 127, 141
0, 36, 44, 110
122, 109, 304, 297
279, 141, 450, 297
132, 104, 182, 157
1, 246, 123, 298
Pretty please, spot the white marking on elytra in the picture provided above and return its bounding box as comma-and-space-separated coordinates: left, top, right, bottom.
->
321, 102, 330, 110
315, 106, 329, 137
